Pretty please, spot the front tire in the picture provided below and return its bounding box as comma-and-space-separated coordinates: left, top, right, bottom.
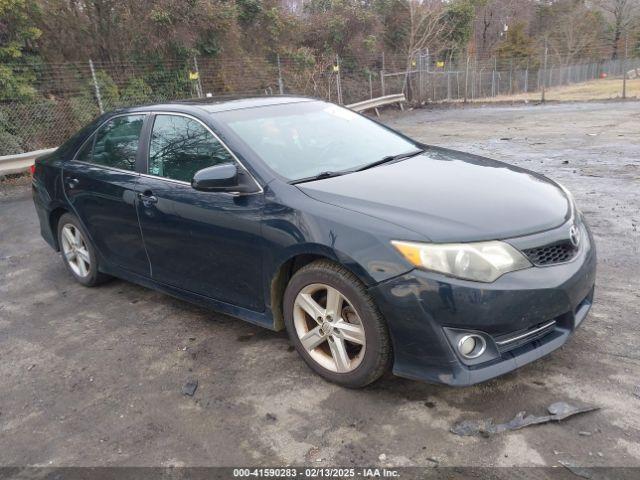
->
57, 213, 110, 287
283, 260, 391, 388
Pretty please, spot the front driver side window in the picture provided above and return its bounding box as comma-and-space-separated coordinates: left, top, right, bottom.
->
149, 115, 234, 182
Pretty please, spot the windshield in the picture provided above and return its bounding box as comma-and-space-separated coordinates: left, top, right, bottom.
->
220, 101, 417, 181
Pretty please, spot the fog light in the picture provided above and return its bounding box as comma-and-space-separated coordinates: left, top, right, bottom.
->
457, 334, 486, 359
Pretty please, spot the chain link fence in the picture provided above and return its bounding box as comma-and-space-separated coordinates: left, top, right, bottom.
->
2, 50, 639, 156
386, 53, 640, 103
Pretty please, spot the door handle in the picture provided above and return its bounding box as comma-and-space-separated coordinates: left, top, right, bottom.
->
137, 191, 158, 205
66, 178, 79, 189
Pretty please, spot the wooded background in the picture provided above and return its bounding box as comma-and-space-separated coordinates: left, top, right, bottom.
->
1, 0, 639, 155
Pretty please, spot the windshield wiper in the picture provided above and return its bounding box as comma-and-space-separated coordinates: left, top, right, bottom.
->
355, 148, 425, 172
291, 170, 349, 185
290, 148, 425, 185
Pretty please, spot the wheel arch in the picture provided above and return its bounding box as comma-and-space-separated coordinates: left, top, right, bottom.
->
269, 246, 375, 331
49, 206, 70, 251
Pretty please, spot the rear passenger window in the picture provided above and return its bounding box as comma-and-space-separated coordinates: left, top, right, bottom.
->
79, 115, 144, 171
149, 114, 234, 182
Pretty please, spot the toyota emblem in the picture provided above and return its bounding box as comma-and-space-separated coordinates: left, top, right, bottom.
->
569, 224, 580, 248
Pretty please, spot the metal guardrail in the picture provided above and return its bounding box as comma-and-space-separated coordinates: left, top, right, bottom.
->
347, 94, 406, 116
0, 148, 57, 176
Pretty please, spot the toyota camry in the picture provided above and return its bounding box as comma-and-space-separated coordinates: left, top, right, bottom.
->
31, 96, 596, 387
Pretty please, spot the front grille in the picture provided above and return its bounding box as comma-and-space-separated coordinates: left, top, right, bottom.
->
523, 241, 578, 266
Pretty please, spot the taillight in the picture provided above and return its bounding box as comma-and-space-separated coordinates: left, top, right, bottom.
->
29, 164, 36, 175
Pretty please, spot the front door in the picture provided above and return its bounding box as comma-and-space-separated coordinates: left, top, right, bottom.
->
136, 113, 264, 310
63, 114, 150, 276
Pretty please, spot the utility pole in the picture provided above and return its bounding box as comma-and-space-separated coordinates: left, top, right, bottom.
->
88, 59, 104, 114
277, 54, 284, 94
542, 40, 548, 103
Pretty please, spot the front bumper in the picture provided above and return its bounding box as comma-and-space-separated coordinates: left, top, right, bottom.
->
370, 222, 597, 386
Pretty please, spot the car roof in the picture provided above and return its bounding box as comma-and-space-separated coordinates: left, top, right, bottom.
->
116, 95, 317, 116
194, 95, 316, 113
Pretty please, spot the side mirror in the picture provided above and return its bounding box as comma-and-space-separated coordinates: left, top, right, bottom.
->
191, 163, 259, 194
192, 163, 239, 191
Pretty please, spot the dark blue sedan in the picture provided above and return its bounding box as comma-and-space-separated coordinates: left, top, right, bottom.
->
31, 96, 596, 387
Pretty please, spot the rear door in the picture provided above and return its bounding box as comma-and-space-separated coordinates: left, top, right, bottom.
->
135, 113, 264, 310
62, 114, 150, 276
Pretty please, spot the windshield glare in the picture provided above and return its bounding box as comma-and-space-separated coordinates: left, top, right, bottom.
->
223, 102, 417, 181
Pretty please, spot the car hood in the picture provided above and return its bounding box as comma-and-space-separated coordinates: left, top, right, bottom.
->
298, 147, 570, 242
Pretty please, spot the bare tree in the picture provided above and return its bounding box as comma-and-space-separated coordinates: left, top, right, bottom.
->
474, 0, 534, 59
400, 0, 449, 66
548, 2, 606, 65
596, 0, 639, 58
395, 0, 450, 99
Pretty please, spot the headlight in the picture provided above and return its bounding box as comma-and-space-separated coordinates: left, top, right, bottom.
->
391, 240, 531, 282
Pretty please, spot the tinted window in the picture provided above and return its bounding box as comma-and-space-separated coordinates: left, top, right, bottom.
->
221, 101, 417, 181
87, 115, 144, 171
75, 136, 93, 163
149, 115, 233, 182
61, 114, 107, 161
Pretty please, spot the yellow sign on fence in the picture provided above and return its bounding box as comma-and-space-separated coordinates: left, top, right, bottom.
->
436, 61, 445, 68
189, 71, 199, 80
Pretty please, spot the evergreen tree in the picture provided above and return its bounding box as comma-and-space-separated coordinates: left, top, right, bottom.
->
0, 0, 41, 101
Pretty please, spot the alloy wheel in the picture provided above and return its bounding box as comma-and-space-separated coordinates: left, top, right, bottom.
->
293, 283, 366, 373
60, 224, 91, 278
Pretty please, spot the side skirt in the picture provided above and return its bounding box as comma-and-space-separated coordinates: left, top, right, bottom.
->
99, 262, 276, 331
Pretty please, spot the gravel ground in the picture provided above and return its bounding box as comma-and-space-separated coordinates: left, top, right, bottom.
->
1, 101, 639, 470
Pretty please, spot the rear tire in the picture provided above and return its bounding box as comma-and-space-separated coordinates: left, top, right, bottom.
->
57, 213, 111, 287
283, 260, 391, 388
